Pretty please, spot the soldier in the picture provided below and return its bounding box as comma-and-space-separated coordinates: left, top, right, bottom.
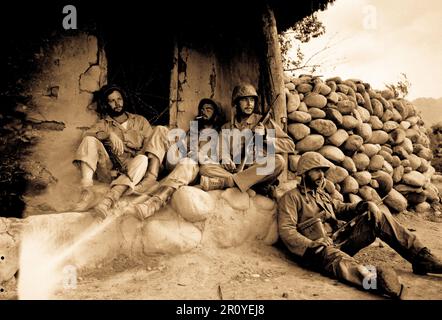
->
73, 84, 152, 217
199, 83, 295, 195
278, 151, 442, 299
123, 98, 223, 220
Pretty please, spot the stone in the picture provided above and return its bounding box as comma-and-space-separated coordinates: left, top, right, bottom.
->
221, 188, 250, 211
142, 210, 202, 255
171, 186, 215, 222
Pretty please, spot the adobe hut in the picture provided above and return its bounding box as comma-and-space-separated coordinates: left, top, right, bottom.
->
0, 0, 334, 217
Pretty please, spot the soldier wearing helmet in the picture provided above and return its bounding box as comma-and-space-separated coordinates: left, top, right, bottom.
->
199, 83, 295, 195
278, 151, 442, 299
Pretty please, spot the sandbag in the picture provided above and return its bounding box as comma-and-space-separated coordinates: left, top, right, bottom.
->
360, 144, 381, 157
371, 99, 384, 118
296, 135, 325, 152
288, 110, 312, 123
319, 145, 346, 163
342, 156, 357, 173
337, 100, 355, 114
324, 107, 343, 125
415, 202, 431, 213
327, 129, 349, 147
309, 119, 337, 137
304, 93, 327, 108
372, 170, 394, 197
355, 123, 372, 142
389, 128, 406, 145
383, 121, 399, 133
344, 135, 364, 152
348, 193, 363, 204
357, 106, 370, 122
288, 123, 310, 141
369, 116, 384, 130
368, 130, 389, 144
407, 154, 422, 171
326, 166, 349, 184
341, 175, 359, 194
296, 83, 313, 94
308, 107, 326, 119
327, 92, 340, 104
368, 154, 385, 171
384, 189, 408, 212
353, 171, 372, 186
402, 171, 427, 187
341, 115, 360, 130
358, 186, 381, 203
286, 91, 301, 113
353, 153, 370, 171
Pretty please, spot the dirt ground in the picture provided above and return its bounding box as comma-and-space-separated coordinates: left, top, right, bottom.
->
42, 211, 442, 300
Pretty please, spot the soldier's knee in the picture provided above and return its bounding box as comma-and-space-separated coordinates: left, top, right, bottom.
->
131, 155, 148, 170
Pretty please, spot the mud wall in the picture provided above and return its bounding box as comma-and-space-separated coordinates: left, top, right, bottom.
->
19, 33, 107, 215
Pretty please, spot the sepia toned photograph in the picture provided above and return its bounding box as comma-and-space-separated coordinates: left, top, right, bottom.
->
0, 0, 441, 306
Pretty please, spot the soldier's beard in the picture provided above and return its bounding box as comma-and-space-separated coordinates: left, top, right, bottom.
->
108, 107, 125, 117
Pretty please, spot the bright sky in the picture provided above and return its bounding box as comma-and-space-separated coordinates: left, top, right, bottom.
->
294, 0, 442, 100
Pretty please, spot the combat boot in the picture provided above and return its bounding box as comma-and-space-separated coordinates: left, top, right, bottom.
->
72, 188, 95, 211
412, 247, 442, 275
375, 266, 405, 300
124, 185, 175, 220
94, 185, 127, 220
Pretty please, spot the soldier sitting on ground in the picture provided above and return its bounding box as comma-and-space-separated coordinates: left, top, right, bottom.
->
278, 151, 442, 299
73, 84, 152, 217
123, 98, 223, 220
199, 83, 295, 196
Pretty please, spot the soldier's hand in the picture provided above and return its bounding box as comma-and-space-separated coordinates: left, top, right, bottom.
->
222, 158, 237, 172
109, 132, 124, 156
309, 237, 333, 252
366, 201, 381, 221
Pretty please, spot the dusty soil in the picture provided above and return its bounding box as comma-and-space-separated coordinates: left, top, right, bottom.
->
45, 211, 442, 300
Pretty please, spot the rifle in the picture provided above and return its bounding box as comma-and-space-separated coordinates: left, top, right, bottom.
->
236, 93, 280, 173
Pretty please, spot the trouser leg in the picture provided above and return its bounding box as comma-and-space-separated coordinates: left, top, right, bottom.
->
232, 154, 284, 192
199, 164, 234, 180
73, 136, 113, 183
110, 154, 148, 192
161, 157, 199, 190
335, 206, 425, 262
303, 246, 369, 287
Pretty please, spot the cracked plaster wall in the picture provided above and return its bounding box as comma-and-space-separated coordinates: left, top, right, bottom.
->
22, 33, 107, 215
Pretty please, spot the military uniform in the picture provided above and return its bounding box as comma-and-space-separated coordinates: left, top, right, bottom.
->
200, 83, 295, 193
277, 152, 442, 298
74, 112, 152, 191
200, 113, 294, 192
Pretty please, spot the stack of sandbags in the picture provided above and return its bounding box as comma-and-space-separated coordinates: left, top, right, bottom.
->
284, 75, 439, 213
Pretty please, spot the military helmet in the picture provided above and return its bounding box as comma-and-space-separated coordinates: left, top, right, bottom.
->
231, 83, 258, 106
297, 152, 334, 176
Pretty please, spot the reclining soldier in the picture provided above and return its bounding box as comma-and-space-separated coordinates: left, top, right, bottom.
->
278, 152, 442, 299
199, 83, 295, 195
73, 84, 152, 217
123, 98, 223, 220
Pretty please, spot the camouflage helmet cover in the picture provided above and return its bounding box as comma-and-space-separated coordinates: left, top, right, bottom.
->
297, 152, 334, 176
231, 83, 258, 106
